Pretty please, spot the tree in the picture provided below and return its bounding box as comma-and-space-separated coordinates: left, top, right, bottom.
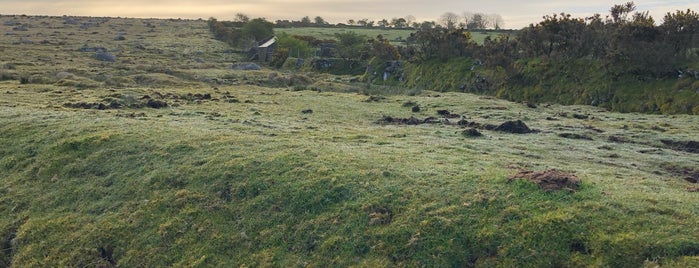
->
405, 15, 416, 27
440, 12, 459, 29
466, 13, 488, 30
419, 21, 435, 30
378, 19, 390, 28
391, 18, 407, 28
610, 2, 636, 24
314, 16, 328, 25
369, 35, 400, 60
234, 13, 250, 23
347, 19, 355, 26
301, 16, 312, 26
489, 14, 505, 29
242, 18, 274, 42
357, 18, 368, 27
335, 31, 368, 68
410, 28, 475, 61
662, 9, 699, 56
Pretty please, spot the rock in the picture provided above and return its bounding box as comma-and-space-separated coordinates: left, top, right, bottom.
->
231, 63, 261, 70
94, 51, 117, 62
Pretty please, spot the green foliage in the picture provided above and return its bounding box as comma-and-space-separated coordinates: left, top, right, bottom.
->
368, 35, 400, 61
242, 18, 275, 42
275, 33, 313, 58
334, 31, 368, 60
408, 28, 476, 61
208, 17, 274, 48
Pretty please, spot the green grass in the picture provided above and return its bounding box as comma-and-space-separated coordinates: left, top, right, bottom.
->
1, 15, 699, 267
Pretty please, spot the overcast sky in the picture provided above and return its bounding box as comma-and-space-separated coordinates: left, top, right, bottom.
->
2, 0, 698, 28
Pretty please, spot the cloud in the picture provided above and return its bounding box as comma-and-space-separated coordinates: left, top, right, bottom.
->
1, 0, 697, 28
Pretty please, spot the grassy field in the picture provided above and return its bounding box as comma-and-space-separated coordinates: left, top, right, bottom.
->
1, 15, 699, 267
276, 27, 510, 44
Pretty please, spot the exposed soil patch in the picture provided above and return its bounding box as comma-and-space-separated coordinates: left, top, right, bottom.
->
494, 120, 534, 134
63, 102, 109, 110
559, 133, 593, 140
437, 110, 461, 118
608, 135, 631, 143
363, 96, 386, 102
661, 163, 699, 183
572, 113, 589, 120
508, 169, 581, 192
145, 99, 168, 108
660, 139, 699, 154
462, 128, 483, 137
376, 116, 441, 125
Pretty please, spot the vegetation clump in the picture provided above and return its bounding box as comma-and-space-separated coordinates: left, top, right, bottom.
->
509, 169, 581, 192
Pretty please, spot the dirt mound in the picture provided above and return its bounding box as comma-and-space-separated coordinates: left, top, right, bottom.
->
661, 163, 699, 183
376, 116, 441, 125
462, 128, 483, 137
509, 169, 581, 192
559, 133, 593, 140
660, 139, 699, 154
495, 120, 534, 134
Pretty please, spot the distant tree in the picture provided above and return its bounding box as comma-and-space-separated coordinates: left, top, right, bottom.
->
440, 12, 459, 29
490, 14, 505, 29
405, 15, 416, 27
366, 20, 375, 28
391, 18, 408, 28
466, 13, 488, 30
314, 16, 328, 26
378, 19, 390, 28
301, 16, 312, 26
357, 18, 368, 27
242, 18, 274, 42
234, 13, 250, 23
419, 21, 436, 30
347, 19, 355, 26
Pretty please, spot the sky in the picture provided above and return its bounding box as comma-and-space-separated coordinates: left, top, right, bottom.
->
1, 0, 698, 29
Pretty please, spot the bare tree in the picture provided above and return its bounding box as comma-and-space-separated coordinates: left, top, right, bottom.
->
490, 14, 505, 29
234, 13, 250, 23
405, 15, 416, 27
440, 12, 459, 29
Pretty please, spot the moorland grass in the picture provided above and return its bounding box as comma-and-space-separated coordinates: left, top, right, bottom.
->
1, 15, 698, 267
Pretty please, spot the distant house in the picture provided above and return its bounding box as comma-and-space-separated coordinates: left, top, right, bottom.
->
249, 36, 277, 62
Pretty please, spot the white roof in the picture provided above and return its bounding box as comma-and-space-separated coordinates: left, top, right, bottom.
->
259, 37, 276, 48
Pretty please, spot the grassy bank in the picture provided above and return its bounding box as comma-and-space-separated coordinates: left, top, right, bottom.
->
402, 57, 699, 114
2, 80, 699, 266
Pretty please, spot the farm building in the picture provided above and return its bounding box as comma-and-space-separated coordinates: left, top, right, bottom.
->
249, 36, 276, 62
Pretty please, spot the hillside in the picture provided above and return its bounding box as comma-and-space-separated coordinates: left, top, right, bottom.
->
1, 15, 699, 267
